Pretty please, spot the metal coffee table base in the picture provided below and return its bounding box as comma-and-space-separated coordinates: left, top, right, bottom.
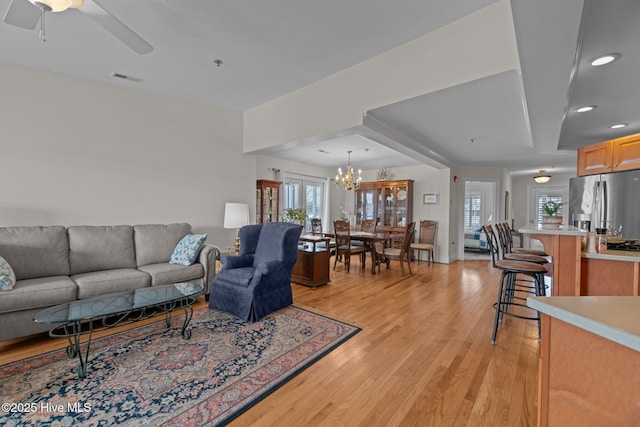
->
50, 298, 196, 379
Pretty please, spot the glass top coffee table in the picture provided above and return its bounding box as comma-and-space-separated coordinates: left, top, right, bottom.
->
34, 282, 203, 378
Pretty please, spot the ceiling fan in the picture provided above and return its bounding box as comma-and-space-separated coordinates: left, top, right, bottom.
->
3, 0, 153, 54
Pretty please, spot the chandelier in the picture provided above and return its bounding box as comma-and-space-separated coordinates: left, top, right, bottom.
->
335, 150, 362, 190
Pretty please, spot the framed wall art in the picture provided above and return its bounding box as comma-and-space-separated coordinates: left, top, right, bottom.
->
423, 193, 438, 204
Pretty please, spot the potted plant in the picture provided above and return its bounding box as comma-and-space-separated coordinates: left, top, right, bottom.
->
542, 200, 565, 225
282, 208, 306, 225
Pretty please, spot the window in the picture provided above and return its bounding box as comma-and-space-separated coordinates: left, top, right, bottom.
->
536, 194, 564, 225
464, 193, 482, 228
283, 173, 326, 231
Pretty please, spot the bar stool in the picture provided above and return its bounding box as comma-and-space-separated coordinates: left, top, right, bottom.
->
482, 225, 547, 344
491, 224, 549, 296
496, 223, 548, 264
501, 222, 548, 256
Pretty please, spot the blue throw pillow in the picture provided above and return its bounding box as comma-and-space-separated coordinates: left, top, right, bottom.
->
0, 255, 16, 291
170, 234, 207, 266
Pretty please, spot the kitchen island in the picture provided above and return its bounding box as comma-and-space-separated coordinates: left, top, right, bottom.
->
528, 296, 640, 426
519, 225, 586, 296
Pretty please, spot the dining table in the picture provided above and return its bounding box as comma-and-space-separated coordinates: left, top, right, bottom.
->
345, 230, 402, 275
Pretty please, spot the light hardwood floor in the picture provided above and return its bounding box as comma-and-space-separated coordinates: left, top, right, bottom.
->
0, 258, 539, 426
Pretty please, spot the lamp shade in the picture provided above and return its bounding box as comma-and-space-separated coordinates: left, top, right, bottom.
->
223, 203, 250, 229
534, 170, 551, 184
534, 175, 551, 184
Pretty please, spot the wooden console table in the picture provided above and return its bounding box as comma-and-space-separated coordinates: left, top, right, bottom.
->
291, 235, 331, 288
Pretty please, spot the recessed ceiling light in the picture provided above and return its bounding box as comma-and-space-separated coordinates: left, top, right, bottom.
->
590, 53, 621, 66
576, 105, 596, 113
610, 123, 628, 129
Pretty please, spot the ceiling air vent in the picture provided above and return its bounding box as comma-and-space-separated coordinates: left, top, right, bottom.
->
111, 72, 144, 83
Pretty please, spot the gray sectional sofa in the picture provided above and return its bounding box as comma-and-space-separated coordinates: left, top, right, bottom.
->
0, 223, 219, 341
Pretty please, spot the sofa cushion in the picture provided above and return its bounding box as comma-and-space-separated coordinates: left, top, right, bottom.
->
0, 276, 77, 313
134, 223, 192, 267
0, 226, 70, 280
72, 268, 151, 299
0, 256, 16, 291
137, 262, 204, 287
170, 234, 207, 266
68, 225, 136, 275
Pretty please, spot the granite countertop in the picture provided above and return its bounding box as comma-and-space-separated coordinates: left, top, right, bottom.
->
527, 296, 640, 352
519, 225, 587, 236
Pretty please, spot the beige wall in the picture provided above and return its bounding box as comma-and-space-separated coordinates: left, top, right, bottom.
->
0, 62, 250, 247
358, 165, 452, 263
511, 173, 573, 231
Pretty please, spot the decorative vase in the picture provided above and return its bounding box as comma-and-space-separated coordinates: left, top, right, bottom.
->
542, 215, 562, 225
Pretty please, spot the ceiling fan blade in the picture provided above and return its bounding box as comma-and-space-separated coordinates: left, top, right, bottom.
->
3, 0, 40, 30
81, 0, 153, 55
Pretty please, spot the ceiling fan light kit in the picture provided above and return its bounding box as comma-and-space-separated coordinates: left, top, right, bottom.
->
29, 0, 82, 12
5, 0, 153, 54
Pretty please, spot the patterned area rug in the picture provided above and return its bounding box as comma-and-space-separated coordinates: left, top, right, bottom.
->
0, 306, 360, 426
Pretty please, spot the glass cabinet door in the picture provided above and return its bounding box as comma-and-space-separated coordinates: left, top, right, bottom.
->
353, 179, 413, 229
263, 186, 278, 223
395, 183, 409, 227
256, 180, 281, 223
355, 186, 375, 225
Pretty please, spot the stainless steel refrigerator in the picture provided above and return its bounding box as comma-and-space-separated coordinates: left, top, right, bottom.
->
569, 169, 640, 239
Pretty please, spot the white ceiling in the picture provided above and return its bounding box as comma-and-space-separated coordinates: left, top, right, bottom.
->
1, 0, 637, 177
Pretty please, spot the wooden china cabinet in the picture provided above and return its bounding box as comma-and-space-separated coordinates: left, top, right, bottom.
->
354, 179, 413, 230
256, 180, 281, 223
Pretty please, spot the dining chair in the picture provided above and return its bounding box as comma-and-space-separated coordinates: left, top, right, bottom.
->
361, 219, 376, 233
333, 219, 366, 273
352, 219, 376, 254
410, 220, 437, 264
311, 218, 323, 235
375, 221, 415, 276
311, 218, 336, 254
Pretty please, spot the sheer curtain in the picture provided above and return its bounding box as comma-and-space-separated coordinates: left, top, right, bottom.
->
322, 177, 330, 233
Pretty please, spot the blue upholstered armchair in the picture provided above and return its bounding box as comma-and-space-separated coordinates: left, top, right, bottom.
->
208, 222, 303, 321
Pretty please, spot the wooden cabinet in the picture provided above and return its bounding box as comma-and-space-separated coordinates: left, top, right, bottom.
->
612, 133, 640, 171
291, 236, 331, 287
577, 140, 612, 176
538, 314, 640, 426
354, 180, 413, 229
578, 133, 640, 176
256, 179, 281, 223
580, 257, 640, 296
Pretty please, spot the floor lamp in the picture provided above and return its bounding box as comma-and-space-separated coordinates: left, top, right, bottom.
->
224, 202, 250, 253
